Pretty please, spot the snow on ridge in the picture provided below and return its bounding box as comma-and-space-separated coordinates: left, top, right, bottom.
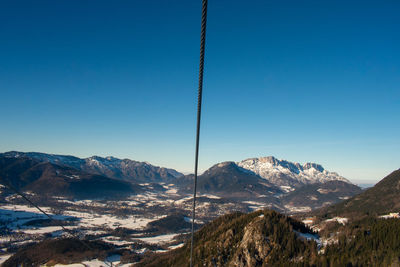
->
1, 151, 184, 178
237, 156, 351, 186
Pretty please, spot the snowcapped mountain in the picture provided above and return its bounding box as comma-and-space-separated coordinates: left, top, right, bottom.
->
0, 151, 183, 183
178, 161, 282, 200
237, 156, 351, 188
82, 155, 183, 182
176, 157, 360, 211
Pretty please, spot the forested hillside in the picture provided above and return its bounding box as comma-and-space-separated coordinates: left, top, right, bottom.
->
139, 210, 320, 266
138, 209, 400, 267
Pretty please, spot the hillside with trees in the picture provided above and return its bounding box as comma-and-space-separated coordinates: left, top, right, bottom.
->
316, 169, 400, 220
138, 210, 320, 266
138, 209, 400, 266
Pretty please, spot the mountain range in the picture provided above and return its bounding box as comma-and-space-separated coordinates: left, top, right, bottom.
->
0, 151, 183, 183
0, 151, 361, 211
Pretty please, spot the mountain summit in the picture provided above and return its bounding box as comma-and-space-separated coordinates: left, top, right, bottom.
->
237, 156, 350, 188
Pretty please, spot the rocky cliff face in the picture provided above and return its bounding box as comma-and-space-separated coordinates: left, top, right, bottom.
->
138, 210, 319, 267
230, 215, 273, 266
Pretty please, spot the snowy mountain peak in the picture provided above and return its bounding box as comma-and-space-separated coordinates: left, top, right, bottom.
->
303, 162, 324, 172
237, 156, 351, 187
85, 156, 124, 168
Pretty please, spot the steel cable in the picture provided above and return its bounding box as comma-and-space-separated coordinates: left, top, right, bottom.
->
190, 0, 208, 266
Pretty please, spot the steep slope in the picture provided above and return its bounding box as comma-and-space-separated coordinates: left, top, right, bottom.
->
0, 157, 45, 189
0, 157, 139, 199
237, 156, 350, 188
138, 210, 319, 267
317, 169, 400, 218
179, 162, 282, 199
1, 151, 183, 183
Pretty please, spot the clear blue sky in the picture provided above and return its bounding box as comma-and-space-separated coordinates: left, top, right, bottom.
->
1, 0, 399, 183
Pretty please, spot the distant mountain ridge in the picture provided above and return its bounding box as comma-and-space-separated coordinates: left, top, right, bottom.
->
1, 152, 351, 187
1, 151, 362, 212
1, 151, 183, 183
237, 156, 351, 188
0, 157, 139, 199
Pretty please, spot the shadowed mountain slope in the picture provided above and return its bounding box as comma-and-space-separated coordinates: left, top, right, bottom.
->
178, 162, 282, 199
316, 169, 400, 218
0, 157, 139, 199
282, 180, 362, 210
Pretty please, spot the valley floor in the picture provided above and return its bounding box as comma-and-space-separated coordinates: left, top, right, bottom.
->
2, 187, 398, 266
0, 188, 277, 265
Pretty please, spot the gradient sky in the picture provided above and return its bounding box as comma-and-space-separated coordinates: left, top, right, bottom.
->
1, 0, 399, 183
